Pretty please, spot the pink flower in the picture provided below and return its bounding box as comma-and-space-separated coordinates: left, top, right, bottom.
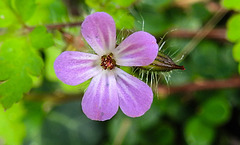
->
54, 12, 158, 121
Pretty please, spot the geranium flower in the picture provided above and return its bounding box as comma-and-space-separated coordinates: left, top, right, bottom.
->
54, 12, 158, 121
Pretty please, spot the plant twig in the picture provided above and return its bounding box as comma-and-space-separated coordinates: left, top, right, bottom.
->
168, 28, 227, 41
24, 92, 83, 104
158, 76, 240, 96
27, 22, 83, 31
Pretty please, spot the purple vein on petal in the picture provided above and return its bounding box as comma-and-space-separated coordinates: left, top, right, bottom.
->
81, 70, 119, 121
81, 12, 116, 56
54, 51, 101, 86
114, 31, 158, 66
115, 68, 153, 117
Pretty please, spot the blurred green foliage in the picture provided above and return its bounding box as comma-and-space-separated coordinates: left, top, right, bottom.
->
0, 103, 26, 145
222, 0, 240, 74
85, 0, 135, 29
0, 0, 240, 145
199, 96, 231, 126
185, 117, 215, 145
29, 26, 54, 49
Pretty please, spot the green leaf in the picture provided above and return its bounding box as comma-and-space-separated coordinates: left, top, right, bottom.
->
0, 1, 17, 27
15, 0, 36, 21
112, 0, 136, 7
48, 0, 69, 22
36, 0, 54, 5
26, 5, 50, 25
222, 0, 240, 10
199, 96, 231, 126
85, 0, 134, 29
113, 10, 135, 29
233, 42, 240, 61
17, 0, 68, 25
85, 0, 102, 9
29, 26, 54, 49
44, 47, 62, 81
0, 103, 26, 145
184, 117, 215, 145
0, 38, 43, 108
226, 14, 240, 42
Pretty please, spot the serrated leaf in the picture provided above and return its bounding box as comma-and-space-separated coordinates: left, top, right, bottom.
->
29, 26, 54, 49
0, 103, 26, 145
233, 42, 240, 61
222, 0, 240, 10
0, 38, 43, 108
226, 14, 240, 42
184, 117, 215, 145
14, 0, 36, 21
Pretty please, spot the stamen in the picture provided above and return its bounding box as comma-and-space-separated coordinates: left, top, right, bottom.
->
100, 53, 116, 70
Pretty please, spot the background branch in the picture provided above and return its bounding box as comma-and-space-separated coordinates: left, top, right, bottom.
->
26, 21, 83, 31
158, 76, 240, 96
26, 22, 227, 43
167, 28, 227, 41
25, 92, 83, 104
25, 76, 240, 103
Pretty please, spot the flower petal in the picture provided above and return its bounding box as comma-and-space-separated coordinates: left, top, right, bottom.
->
54, 51, 101, 86
114, 31, 158, 66
81, 12, 116, 56
115, 68, 153, 117
82, 70, 119, 121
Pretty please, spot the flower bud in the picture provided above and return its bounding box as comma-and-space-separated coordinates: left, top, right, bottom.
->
140, 52, 185, 72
